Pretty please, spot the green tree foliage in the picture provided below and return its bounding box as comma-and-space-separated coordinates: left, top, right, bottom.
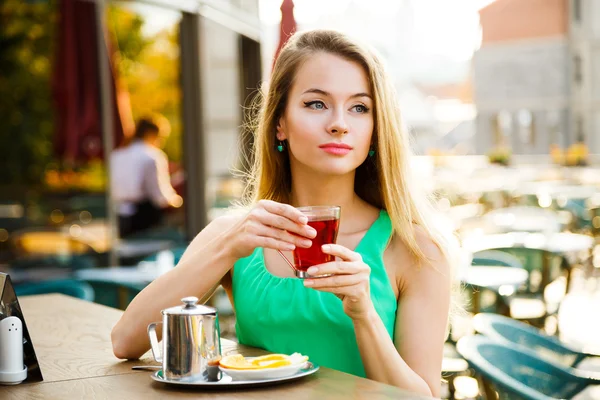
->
0, 1, 182, 189
108, 5, 182, 162
0, 0, 57, 186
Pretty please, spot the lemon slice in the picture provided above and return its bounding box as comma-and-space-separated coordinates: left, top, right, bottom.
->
219, 354, 260, 370
219, 353, 308, 370
253, 359, 292, 368
250, 354, 288, 365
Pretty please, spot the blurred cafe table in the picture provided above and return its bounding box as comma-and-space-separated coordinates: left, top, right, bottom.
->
515, 183, 600, 208
115, 240, 174, 260
481, 206, 565, 234
0, 295, 428, 399
73, 265, 165, 285
460, 266, 528, 291
459, 265, 528, 315
60, 221, 175, 259
462, 231, 595, 256
14, 224, 174, 260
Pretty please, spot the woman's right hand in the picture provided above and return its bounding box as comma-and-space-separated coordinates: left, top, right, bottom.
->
225, 200, 317, 259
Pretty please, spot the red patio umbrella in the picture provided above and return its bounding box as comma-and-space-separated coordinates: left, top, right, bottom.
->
273, 0, 297, 67
52, 0, 133, 163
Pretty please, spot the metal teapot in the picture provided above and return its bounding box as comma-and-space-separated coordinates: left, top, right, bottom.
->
147, 296, 221, 381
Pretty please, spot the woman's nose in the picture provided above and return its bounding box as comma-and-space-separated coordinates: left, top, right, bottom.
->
327, 109, 349, 136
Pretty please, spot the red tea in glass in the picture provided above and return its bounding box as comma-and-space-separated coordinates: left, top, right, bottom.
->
292, 206, 341, 278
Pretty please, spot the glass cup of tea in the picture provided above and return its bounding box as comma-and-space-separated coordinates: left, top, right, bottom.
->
277, 205, 341, 279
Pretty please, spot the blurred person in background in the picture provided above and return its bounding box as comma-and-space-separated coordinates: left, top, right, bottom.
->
110, 115, 183, 237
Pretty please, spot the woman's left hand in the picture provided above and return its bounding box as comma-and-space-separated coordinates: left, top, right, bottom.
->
303, 244, 374, 321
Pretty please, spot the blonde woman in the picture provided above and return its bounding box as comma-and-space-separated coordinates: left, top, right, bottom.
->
112, 30, 454, 397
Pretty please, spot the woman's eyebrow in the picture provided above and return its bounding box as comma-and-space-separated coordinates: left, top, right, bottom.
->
301, 88, 372, 99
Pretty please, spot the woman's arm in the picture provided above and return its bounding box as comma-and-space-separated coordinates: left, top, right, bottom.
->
110, 215, 240, 360
111, 200, 315, 360
353, 245, 450, 397
358, 232, 450, 396
305, 231, 451, 397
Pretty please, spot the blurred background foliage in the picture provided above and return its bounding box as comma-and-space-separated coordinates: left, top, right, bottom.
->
0, 0, 56, 186
0, 0, 181, 190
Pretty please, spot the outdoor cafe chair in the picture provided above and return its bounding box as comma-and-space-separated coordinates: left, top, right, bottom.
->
457, 335, 600, 400
487, 247, 567, 295
80, 277, 146, 310
469, 250, 547, 325
472, 313, 596, 368
14, 279, 95, 302
472, 250, 525, 269
9, 253, 98, 270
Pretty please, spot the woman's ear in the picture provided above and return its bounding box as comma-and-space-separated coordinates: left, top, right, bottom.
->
276, 118, 287, 141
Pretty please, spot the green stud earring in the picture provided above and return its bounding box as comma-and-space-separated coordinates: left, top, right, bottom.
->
368, 149, 375, 157
277, 142, 284, 152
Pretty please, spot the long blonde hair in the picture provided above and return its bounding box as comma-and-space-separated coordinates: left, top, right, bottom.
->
244, 29, 456, 268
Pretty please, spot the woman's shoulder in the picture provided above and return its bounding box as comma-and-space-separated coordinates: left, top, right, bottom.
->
388, 224, 451, 294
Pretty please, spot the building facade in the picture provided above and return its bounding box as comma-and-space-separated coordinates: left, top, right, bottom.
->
473, 0, 600, 155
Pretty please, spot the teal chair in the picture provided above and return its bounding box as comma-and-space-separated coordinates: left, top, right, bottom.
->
473, 313, 595, 368
463, 250, 524, 316
471, 250, 532, 318
457, 335, 599, 400
9, 254, 98, 270
555, 199, 589, 231
15, 279, 95, 301
81, 278, 146, 310
472, 250, 524, 269
473, 248, 568, 328
487, 247, 567, 295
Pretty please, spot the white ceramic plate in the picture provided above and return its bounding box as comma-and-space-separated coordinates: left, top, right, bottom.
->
150, 361, 319, 388
219, 358, 308, 381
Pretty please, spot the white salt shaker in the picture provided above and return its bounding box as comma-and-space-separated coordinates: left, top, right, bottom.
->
0, 316, 27, 385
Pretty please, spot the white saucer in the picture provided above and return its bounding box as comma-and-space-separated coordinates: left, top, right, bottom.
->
219, 360, 307, 381
151, 361, 319, 388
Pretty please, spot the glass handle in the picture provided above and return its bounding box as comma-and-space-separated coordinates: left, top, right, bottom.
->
276, 250, 297, 272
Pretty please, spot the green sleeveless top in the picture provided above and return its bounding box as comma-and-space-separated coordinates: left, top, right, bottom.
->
232, 210, 398, 377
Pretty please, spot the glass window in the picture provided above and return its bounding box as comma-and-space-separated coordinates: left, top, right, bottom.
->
493, 110, 512, 147
547, 109, 564, 147
573, 0, 582, 23
573, 54, 582, 85
576, 115, 585, 142
517, 109, 534, 145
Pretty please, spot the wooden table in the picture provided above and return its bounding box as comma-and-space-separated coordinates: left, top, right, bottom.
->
0, 295, 429, 399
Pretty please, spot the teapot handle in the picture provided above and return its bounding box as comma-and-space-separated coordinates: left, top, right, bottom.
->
147, 322, 163, 363
202, 315, 222, 364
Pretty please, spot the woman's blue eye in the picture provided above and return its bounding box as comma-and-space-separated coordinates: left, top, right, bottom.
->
352, 105, 369, 113
304, 101, 325, 110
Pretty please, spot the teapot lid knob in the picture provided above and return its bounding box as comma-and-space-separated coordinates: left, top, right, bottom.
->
181, 296, 199, 308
